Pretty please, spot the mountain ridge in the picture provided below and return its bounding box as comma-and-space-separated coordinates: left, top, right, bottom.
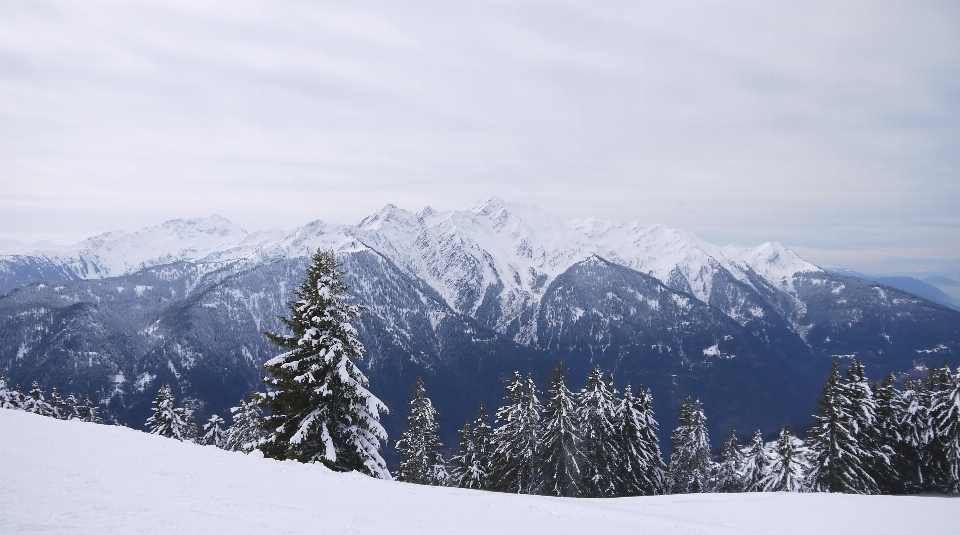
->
1, 199, 957, 453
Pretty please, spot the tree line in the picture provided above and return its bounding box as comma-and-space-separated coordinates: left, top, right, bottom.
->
1, 376, 104, 423
393, 357, 959, 496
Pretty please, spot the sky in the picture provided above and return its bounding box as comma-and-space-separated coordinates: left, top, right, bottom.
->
1, 0, 958, 277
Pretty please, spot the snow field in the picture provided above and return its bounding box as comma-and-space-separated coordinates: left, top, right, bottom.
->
2, 410, 957, 535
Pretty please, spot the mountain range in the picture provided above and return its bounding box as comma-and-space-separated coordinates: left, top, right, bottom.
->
2, 198, 958, 454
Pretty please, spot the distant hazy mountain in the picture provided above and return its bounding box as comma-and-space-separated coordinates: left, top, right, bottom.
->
2, 199, 958, 452
827, 269, 960, 312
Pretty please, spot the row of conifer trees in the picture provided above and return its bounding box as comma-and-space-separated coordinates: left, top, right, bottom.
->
0, 375, 104, 423
394, 359, 960, 496
143, 383, 266, 452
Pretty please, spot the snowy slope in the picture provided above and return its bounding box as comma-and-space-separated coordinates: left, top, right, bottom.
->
2, 410, 956, 535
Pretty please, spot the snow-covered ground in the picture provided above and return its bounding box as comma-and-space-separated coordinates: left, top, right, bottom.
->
2, 410, 956, 535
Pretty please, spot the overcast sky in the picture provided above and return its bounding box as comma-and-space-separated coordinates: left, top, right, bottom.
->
1, 0, 957, 276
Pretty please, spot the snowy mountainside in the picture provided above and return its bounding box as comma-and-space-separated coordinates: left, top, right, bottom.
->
1, 198, 820, 345
3, 409, 957, 535
1, 199, 959, 450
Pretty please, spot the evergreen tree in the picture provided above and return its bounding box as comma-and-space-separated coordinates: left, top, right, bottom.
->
75, 393, 103, 424
667, 396, 712, 494
761, 427, 808, 492
873, 371, 908, 493
224, 398, 265, 453
808, 359, 881, 494
450, 421, 478, 488
176, 399, 199, 442
201, 414, 227, 448
713, 429, 745, 493
928, 365, 960, 494
258, 250, 389, 477
489, 372, 541, 494
64, 393, 80, 420
450, 404, 492, 490
146, 384, 191, 440
845, 360, 891, 490
0, 376, 22, 409
898, 376, 932, 492
739, 429, 768, 492
578, 366, 622, 497
395, 377, 448, 486
22, 381, 54, 417
618, 383, 666, 496
538, 361, 586, 497
472, 404, 493, 488
48, 387, 68, 419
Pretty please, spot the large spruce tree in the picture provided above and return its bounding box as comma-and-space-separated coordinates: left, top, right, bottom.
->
761, 427, 808, 492
808, 359, 882, 494
740, 429, 769, 492
489, 372, 542, 494
873, 371, 907, 493
538, 361, 586, 497
395, 377, 447, 486
146, 384, 192, 440
258, 249, 389, 478
929, 364, 960, 494
713, 429, 745, 493
578, 366, 622, 497
667, 396, 712, 494
224, 398, 266, 453
618, 383, 665, 496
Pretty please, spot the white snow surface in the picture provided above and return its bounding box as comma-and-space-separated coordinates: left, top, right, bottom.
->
3, 410, 956, 535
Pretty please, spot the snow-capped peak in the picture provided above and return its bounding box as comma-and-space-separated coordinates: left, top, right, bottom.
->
2, 200, 821, 343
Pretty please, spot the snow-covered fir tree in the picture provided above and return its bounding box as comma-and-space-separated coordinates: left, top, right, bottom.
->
489, 372, 541, 494
808, 359, 882, 494
258, 249, 389, 478
76, 393, 103, 424
450, 404, 492, 490
712, 429, 745, 493
177, 399, 198, 442
928, 364, 960, 494
224, 398, 265, 453
201, 414, 226, 448
846, 360, 890, 491
740, 429, 769, 492
395, 377, 448, 486
761, 427, 808, 492
618, 383, 665, 496
538, 361, 586, 497
21, 381, 54, 417
873, 371, 907, 493
578, 366, 622, 497
63, 393, 80, 420
450, 422, 478, 488
667, 396, 712, 494
48, 388, 70, 420
0, 376, 22, 409
898, 375, 932, 492
146, 384, 193, 441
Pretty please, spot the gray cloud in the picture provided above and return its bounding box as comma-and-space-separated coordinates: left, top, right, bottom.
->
1, 0, 958, 276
